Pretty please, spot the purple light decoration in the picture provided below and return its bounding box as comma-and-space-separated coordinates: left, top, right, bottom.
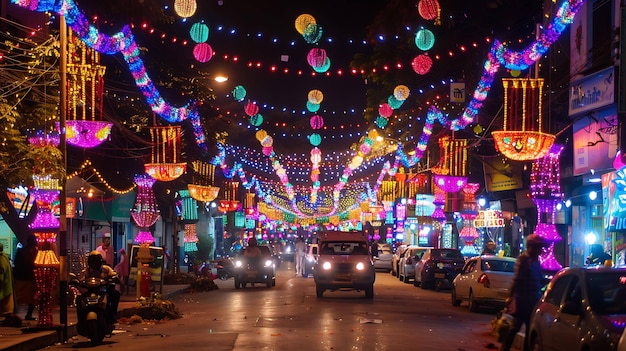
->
131, 174, 160, 241
433, 174, 469, 193
531, 144, 564, 271
28, 130, 60, 147
57, 120, 113, 148
134, 231, 155, 244
29, 188, 60, 230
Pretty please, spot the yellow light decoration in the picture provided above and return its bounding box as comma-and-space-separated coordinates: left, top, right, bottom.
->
255, 129, 268, 142
145, 163, 187, 182
187, 184, 220, 202
307, 89, 324, 104
493, 78, 554, 161
174, 0, 197, 18
295, 14, 316, 35
393, 85, 410, 101
32, 174, 60, 190
34, 232, 60, 267
146, 126, 186, 182
67, 160, 136, 194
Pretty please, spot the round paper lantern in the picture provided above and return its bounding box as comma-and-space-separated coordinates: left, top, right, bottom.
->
418, 0, 440, 21
310, 148, 322, 163
360, 143, 372, 154
244, 101, 259, 116
378, 103, 393, 118
388, 95, 404, 109
411, 54, 433, 75
193, 43, 213, 63
310, 115, 324, 130
232, 85, 246, 101
308, 133, 322, 147
312, 57, 331, 73
249, 113, 263, 127
303, 23, 323, 44
262, 146, 274, 156
308, 89, 324, 104
255, 129, 268, 142
375, 116, 389, 129
415, 28, 435, 51
261, 135, 273, 147
307, 48, 327, 68
174, 0, 197, 18
393, 85, 410, 101
368, 129, 380, 140
295, 14, 316, 35
306, 101, 321, 113
189, 22, 209, 43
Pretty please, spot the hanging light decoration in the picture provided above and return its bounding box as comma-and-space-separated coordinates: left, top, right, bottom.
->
295, 14, 316, 35
432, 135, 469, 193
188, 160, 220, 202
415, 28, 435, 51
459, 183, 481, 256
131, 174, 160, 244
174, 0, 197, 18
307, 48, 327, 68
492, 78, 555, 160
189, 22, 209, 43
193, 42, 213, 63
144, 125, 186, 182
60, 28, 113, 148
219, 180, 240, 212
530, 144, 564, 272
418, 0, 441, 24
411, 54, 433, 75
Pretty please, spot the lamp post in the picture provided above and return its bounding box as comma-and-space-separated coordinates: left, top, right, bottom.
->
58, 14, 68, 341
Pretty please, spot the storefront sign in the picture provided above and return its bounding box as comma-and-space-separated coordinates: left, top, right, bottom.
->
474, 210, 504, 228
568, 66, 615, 117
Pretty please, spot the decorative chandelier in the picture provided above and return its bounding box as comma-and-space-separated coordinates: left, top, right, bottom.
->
432, 135, 468, 193
188, 161, 220, 202
145, 125, 186, 182
492, 78, 555, 160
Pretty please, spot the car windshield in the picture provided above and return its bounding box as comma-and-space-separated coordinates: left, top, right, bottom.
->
431, 249, 462, 259
586, 272, 626, 315
481, 259, 515, 272
258, 246, 271, 256
321, 242, 368, 255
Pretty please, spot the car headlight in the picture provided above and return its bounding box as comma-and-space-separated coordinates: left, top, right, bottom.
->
322, 261, 332, 270
356, 262, 365, 270
235, 260, 243, 268
264, 260, 273, 267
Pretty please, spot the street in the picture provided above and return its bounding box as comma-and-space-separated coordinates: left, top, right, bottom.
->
50, 262, 501, 351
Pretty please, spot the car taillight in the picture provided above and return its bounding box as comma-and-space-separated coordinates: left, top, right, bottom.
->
478, 273, 490, 287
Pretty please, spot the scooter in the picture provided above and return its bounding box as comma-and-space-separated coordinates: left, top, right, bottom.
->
70, 274, 117, 346
216, 258, 234, 280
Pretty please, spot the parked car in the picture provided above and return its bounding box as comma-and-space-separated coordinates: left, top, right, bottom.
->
413, 248, 464, 290
527, 266, 626, 351
373, 243, 393, 272
391, 244, 409, 277
303, 243, 318, 277
398, 246, 431, 283
451, 255, 516, 312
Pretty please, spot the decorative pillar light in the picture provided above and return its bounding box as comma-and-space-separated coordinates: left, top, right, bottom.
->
183, 223, 198, 253
219, 180, 240, 212
58, 28, 112, 148
131, 174, 160, 244
531, 144, 564, 271
492, 78, 555, 160
459, 183, 481, 256
144, 126, 186, 182
432, 135, 469, 193
188, 161, 220, 202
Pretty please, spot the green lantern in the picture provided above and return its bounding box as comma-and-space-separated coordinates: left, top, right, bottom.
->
387, 95, 404, 109
232, 85, 246, 101
375, 116, 389, 129
249, 113, 263, 127
415, 28, 435, 51
312, 57, 331, 73
189, 22, 209, 43
303, 23, 323, 44
306, 101, 321, 113
309, 133, 322, 146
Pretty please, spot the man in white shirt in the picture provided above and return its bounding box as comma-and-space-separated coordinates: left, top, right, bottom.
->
295, 237, 307, 277
95, 233, 114, 267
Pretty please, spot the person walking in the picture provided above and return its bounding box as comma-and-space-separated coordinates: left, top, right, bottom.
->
499, 233, 548, 351
294, 237, 306, 277
95, 233, 114, 267
0, 243, 15, 325
114, 248, 129, 294
13, 235, 38, 320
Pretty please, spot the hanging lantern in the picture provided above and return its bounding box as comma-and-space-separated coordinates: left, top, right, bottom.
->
308, 89, 324, 104
255, 129, 268, 142
131, 174, 161, 228
309, 133, 322, 147
244, 101, 259, 116
432, 135, 469, 193
310, 115, 324, 129
249, 113, 264, 127
262, 146, 274, 156
307, 48, 327, 68
193, 43, 213, 63
306, 101, 321, 113
312, 58, 331, 73
378, 103, 393, 118
393, 85, 410, 101
418, 0, 440, 22
174, 0, 197, 18
302, 23, 323, 44
232, 85, 247, 101
295, 14, 316, 35
411, 54, 433, 75
388, 95, 404, 110
492, 78, 555, 160
144, 126, 186, 181
375, 116, 389, 129
189, 22, 209, 43
310, 147, 322, 164
260, 135, 273, 147
415, 28, 435, 51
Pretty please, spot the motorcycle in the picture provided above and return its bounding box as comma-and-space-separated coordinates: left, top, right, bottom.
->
216, 258, 234, 280
70, 273, 118, 346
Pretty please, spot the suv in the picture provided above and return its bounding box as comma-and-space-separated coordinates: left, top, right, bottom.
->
233, 245, 276, 288
313, 231, 375, 298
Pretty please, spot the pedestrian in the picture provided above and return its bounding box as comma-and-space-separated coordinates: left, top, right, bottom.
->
585, 243, 612, 266
13, 235, 38, 321
114, 248, 129, 294
482, 240, 497, 255
499, 233, 548, 351
295, 237, 306, 276
370, 241, 379, 258
0, 242, 16, 325
95, 233, 114, 267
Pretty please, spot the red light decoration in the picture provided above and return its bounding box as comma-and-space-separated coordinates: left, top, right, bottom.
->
33, 231, 59, 327
244, 101, 260, 116
27, 131, 59, 148
145, 126, 186, 182
378, 103, 393, 118
411, 54, 433, 75
310, 114, 324, 129
193, 42, 213, 63
418, 0, 440, 22
219, 200, 240, 212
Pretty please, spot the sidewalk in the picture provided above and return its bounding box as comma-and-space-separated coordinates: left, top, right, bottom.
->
0, 284, 190, 351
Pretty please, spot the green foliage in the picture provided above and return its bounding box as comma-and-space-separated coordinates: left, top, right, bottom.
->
196, 232, 214, 262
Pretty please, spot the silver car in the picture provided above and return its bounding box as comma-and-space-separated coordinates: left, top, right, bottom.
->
373, 243, 393, 272
398, 246, 431, 283
528, 266, 626, 351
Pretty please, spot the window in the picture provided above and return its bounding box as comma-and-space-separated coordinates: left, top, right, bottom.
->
545, 275, 574, 307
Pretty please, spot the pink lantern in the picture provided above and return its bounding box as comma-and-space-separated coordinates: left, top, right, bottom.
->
411, 54, 433, 75
307, 48, 327, 68
262, 146, 274, 156
193, 43, 213, 63
310, 147, 322, 164
418, 0, 440, 21
244, 101, 259, 116
378, 103, 393, 118
360, 143, 372, 154
310, 115, 324, 129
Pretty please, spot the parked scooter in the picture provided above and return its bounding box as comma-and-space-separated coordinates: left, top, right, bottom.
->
216, 257, 234, 280
70, 273, 118, 345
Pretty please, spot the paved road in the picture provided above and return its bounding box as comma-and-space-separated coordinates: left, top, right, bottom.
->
47, 261, 502, 351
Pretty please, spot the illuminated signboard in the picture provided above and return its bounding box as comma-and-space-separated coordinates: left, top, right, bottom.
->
474, 210, 505, 227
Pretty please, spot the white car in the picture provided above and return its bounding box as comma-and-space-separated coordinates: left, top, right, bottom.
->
398, 246, 431, 283
373, 243, 393, 272
451, 255, 516, 312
